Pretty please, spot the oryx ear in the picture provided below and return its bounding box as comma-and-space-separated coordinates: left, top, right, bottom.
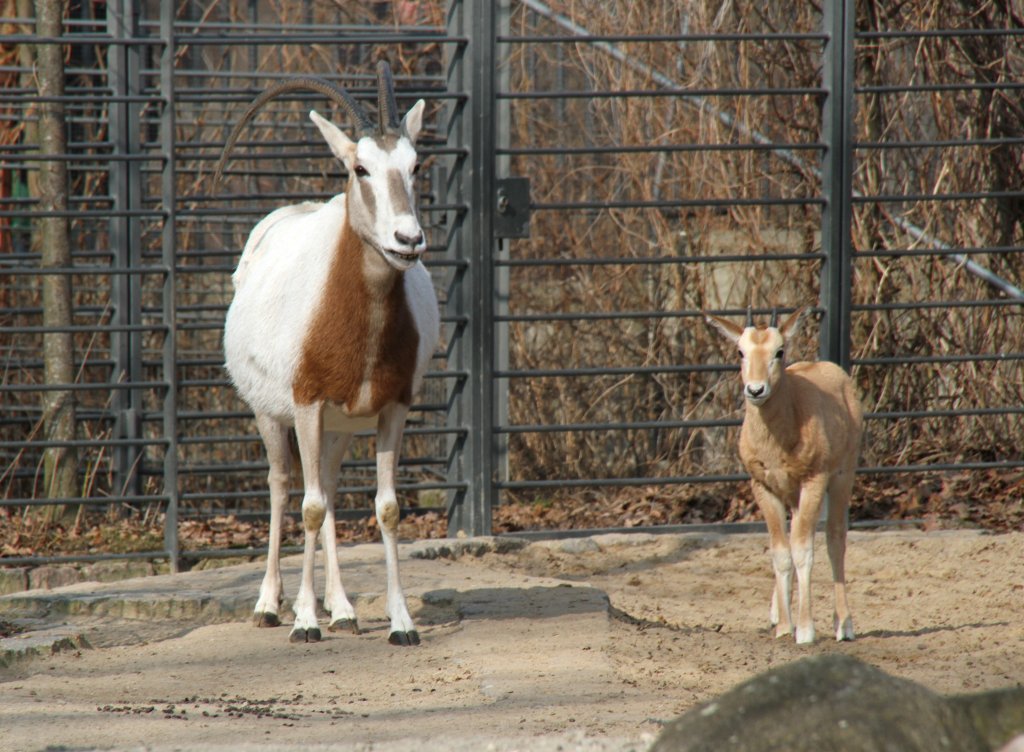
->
401, 99, 426, 144
703, 311, 744, 345
310, 110, 357, 168
779, 306, 809, 340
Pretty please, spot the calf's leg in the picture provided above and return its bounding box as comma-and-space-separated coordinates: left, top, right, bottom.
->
753, 482, 793, 639
827, 470, 855, 641
791, 474, 829, 645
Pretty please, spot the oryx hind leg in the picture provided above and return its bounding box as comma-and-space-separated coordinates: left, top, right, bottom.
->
253, 413, 290, 629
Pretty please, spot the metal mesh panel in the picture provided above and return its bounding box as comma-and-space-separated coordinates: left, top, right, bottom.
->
2, 0, 1022, 567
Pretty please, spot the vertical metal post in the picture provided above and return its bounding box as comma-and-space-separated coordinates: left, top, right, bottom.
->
493, 0, 512, 503
107, 0, 144, 498
441, 11, 466, 535
820, 0, 855, 369
160, 1, 180, 572
820, 0, 855, 529
444, 0, 495, 536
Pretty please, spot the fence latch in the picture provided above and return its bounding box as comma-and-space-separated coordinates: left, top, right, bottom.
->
494, 177, 531, 238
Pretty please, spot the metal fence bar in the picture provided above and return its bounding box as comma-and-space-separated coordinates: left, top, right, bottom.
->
819, 0, 855, 369
160, 0, 180, 572
442, 0, 496, 536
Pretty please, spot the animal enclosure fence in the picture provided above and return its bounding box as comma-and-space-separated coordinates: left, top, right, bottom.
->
2, 0, 1022, 569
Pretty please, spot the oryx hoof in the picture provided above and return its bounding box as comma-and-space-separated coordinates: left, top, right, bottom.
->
388, 630, 420, 647
289, 627, 322, 643
328, 618, 360, 635
253, 611, 281, 628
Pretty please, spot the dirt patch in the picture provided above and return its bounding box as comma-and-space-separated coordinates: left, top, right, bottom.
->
1, 529, 1022, 751
494, 530, 1024, 713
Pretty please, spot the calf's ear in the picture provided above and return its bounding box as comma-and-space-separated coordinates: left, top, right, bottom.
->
703, 311, 744, 345
779, 306, 810, 340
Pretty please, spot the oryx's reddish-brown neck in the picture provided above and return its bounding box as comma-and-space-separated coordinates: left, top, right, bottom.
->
293, 219, 419, 413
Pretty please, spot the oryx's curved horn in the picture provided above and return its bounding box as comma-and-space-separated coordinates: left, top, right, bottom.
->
376, 60, 400, 133
771, 308, 779, 328
746, 307, 754, 328
214, 76, 373, 186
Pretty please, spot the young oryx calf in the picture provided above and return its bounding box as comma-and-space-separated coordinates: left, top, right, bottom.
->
704, 307, 863, 644
215, 62, 440, 646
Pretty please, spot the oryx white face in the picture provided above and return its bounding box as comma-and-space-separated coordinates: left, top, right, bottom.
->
345, 135, 424, 271
310, 100, 426, 272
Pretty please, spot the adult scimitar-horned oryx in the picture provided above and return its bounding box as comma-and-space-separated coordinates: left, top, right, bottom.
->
704, 306, 863, 645
215, 61, 440, 646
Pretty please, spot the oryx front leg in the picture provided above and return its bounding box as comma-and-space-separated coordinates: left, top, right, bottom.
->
253, 414, 289, 628
320, 432, 359, 634
376, 404, 419, 646
754, 482, 793, 639
291, 403, 326, 643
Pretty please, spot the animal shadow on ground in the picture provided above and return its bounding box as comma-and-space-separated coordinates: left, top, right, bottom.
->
858, 622, 1011, 640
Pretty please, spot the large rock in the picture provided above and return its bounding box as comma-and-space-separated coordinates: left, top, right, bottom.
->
652, 653, 1024, 752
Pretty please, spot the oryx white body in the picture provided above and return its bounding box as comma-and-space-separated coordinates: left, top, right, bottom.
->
706, 307, 863, 644
221, 69, 439, 645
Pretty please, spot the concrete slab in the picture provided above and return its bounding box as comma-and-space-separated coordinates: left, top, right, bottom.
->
0, 537, 646, 751
0, 536, 602, 663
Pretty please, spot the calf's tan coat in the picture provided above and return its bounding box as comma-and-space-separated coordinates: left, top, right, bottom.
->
705, 307, 863, 644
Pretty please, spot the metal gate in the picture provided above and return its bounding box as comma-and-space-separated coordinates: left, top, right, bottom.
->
472, 0, 1024, 534
2, 0, 1022, 570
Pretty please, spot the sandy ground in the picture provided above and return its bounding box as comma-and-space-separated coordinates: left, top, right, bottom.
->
1, 528, 1022, 751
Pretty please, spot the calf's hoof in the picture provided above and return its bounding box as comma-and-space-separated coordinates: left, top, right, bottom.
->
835, 616, 855, 641
795, 626, 816, 645
773, 624, 793, 640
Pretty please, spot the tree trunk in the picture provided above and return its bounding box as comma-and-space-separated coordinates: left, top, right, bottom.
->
35, 0, 78, 517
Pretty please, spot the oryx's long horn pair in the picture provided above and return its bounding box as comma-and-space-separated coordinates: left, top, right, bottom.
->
213, 60, 402, 185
